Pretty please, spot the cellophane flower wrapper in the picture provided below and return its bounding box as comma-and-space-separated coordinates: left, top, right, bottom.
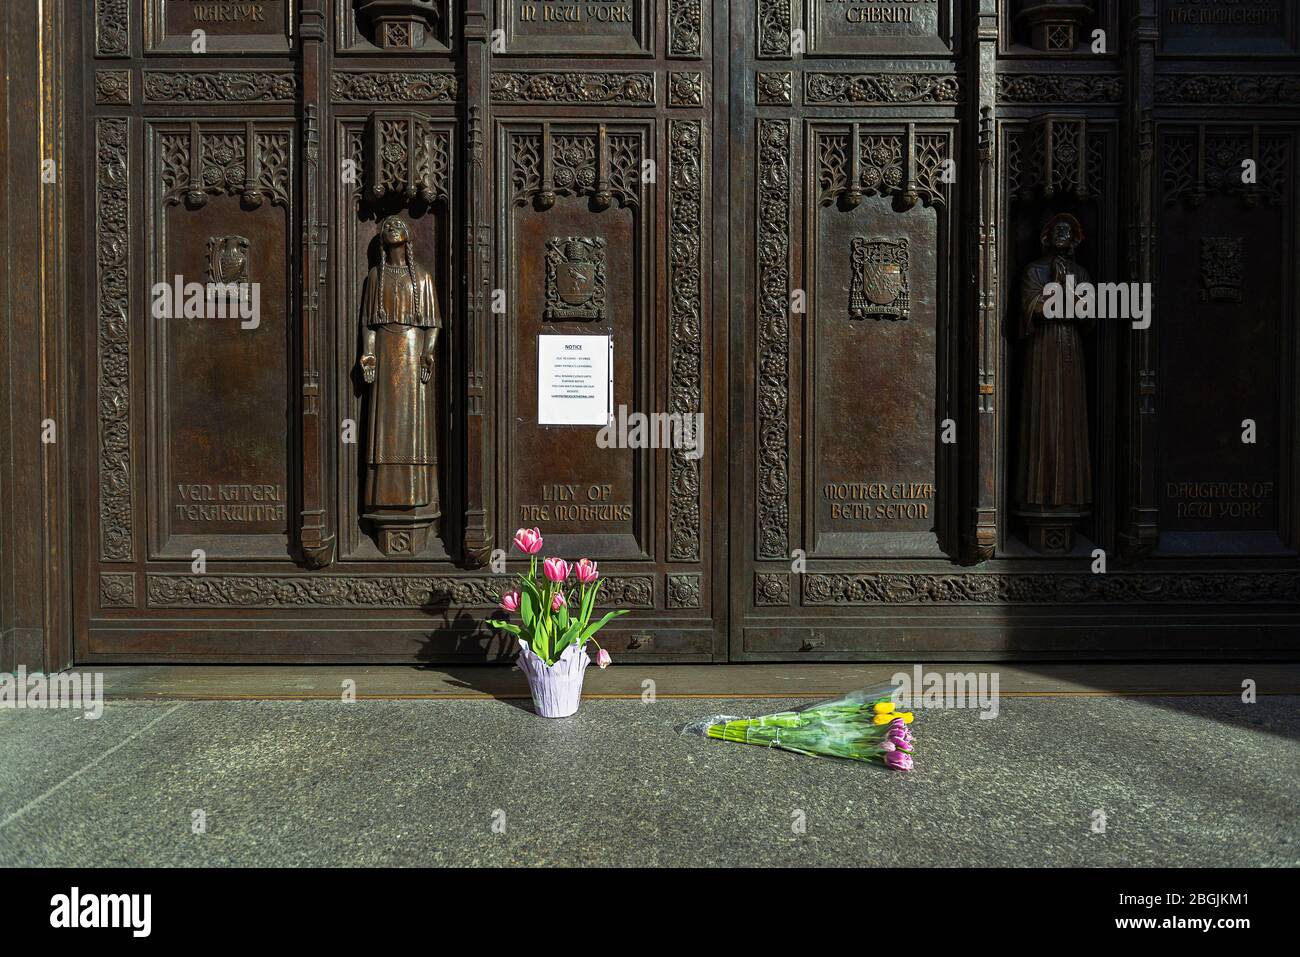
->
681, 686, 916, 770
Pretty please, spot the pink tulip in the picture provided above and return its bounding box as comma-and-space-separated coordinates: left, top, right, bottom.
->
500, 590, 520, 612
550, 592, 567, 611
880, 739, 896, 752
597, 649, 611, 670
574, 558, 599, 584
883, 751, 913, 772
513, 527, 544, 554
543, 557, 570, 583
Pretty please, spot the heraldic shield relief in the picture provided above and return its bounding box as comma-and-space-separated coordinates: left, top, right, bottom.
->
545, 236, 607, 322
849, 237, 911, 322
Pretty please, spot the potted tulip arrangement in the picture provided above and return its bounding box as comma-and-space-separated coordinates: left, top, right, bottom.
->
489, 527, 629, 717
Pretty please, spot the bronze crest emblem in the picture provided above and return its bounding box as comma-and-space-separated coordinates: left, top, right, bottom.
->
545, 236, 606, 322
849, 237, 910, 321
206, 235, 251, 285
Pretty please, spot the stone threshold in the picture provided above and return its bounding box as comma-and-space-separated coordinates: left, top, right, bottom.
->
39, 662, 1300, 700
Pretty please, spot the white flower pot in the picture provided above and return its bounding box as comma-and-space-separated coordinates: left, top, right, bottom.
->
516, 639, 589, 718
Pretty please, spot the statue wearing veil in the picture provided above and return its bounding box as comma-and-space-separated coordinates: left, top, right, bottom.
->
1016, 213, 1093, 552
359, 215, 441, 518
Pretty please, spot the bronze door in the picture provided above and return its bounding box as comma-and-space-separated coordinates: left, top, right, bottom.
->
72, 0, 727, 662
58, 1, 1300, 664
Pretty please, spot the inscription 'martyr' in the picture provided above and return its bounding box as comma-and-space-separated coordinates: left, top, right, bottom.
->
175, 483, 286, 522
185, 3, 272, 23
518, 2, 633, 23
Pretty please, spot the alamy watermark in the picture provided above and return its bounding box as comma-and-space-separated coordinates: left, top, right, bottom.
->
151, 275, 261, 330
596, 403, 704, 460
0, 667, 104, 720
892, 665, 1000, 719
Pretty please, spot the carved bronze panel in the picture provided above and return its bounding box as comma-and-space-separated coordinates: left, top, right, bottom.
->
29, 1, 1299, 671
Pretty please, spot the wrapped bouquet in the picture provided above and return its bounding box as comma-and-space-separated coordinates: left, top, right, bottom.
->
683, 687, 916, 771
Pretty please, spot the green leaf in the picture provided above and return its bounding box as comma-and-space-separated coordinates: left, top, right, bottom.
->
488, 620, 523, 636
552, 621, 583, 660
519, 584, 538, 630
580, 609, 630, 642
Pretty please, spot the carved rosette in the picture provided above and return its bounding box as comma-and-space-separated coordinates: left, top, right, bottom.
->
757, 72, 793, 106
95, 70, 131, 105
96, 118, 133, 562
668, 72, 704, 108
146, 574, 656, 609
756, 120, 791, 560
755, 573, 791, 606
668, 121, 704, 562
667, 574, 702, 609
100, 573, 137, 609
490, 72, 655, 106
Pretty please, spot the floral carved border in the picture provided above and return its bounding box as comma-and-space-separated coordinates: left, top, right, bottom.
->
756, 119, 791, 560
757, 0, 791, 58
668, 120, 703, 562
490, 72, 655, 106
802, 572, 1300, 605
96, 118, 133, 562
143, 71, 298, 103
997, 73, 1122, 104
146, 574, 656, 609
804, 73, 962, 105
1155, 74, 1300, 105
668, 0, 702, 58
95, 0, 129, 57
329, 71, 459, 103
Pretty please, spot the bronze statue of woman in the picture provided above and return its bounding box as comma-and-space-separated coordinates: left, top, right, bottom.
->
359, 215, 441, 517
1016, 213, 1093, 552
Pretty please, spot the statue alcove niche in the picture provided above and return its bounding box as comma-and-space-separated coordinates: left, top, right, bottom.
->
350, 111, 455, 560
1013, 212, 1096, 555
1004, 115, 1113, 557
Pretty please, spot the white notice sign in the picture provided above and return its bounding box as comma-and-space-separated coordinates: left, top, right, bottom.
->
537, 334, 611, 426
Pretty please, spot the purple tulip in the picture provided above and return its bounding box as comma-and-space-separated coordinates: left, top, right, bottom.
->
880, 739, 896, 752
883, 750, 914, 772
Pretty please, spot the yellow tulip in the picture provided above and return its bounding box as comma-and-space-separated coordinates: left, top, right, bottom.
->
872, 701, 895, 714
872, 713, 894, 725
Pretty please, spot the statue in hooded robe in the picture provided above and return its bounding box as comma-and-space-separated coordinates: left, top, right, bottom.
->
1016, 213, 1093, 553
359, 215, 441, 519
